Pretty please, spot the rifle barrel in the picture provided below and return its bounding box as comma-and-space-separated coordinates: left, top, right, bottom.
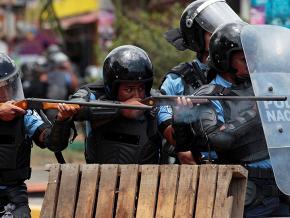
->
26, 98, 153, 110
154, 95, 287, 101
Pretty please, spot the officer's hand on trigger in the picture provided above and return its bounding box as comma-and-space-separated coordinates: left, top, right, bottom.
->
56, 103, 80, 121
119, 98, 146, 119
0, 101, 26, 121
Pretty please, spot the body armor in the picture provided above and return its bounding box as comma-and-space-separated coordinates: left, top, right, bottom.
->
86, 113, 160, 164
161, 60, 208, 96
74, 85, 161, 164
193, 83, 269, 163
0, 117, 31, 185
219, 83, 268, 163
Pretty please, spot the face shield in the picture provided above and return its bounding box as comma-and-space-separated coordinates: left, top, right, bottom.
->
0, 68, 24, 103
192, 0, 243, 33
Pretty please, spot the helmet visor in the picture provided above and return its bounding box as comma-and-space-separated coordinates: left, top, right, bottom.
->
0, 70, 24, 102
195, 1, 243, 33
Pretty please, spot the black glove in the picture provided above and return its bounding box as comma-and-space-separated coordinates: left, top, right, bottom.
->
172, 106, 200, 152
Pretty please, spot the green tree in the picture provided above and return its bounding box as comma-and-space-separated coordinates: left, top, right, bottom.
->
98, 2, 194, 87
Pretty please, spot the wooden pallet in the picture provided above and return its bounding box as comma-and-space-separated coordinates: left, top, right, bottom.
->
40, 164, 247, 218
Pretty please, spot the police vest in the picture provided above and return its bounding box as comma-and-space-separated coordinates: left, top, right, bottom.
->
83, 85, 161, 164
219, 82, 269, 163
160, 61, 208, 96
0, 117, 32, 185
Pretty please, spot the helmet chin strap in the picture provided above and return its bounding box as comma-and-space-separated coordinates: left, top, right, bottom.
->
228, 67, 250, 85
235, 75, 250, 85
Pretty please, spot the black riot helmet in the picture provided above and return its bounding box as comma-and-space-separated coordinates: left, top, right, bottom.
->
166, 0, 242, 53
0, 53, 24, 102
103, 45, 153, 99
209, 22, 247, 73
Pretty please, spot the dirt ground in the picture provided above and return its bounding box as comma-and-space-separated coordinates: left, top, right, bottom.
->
31, 140, 86, 166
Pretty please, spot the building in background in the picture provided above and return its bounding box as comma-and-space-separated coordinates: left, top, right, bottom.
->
0, 0, 27, 40
241, 0, 290, 27
51, 0, 100, 76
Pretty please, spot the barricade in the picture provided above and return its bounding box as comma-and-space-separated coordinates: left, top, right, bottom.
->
40, 164, 248, 218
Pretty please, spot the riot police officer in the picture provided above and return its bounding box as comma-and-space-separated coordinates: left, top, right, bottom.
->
55, 45, 161, 164
177, 22, 289, 217
158, 0, 243, 163
0, 53, 77, 217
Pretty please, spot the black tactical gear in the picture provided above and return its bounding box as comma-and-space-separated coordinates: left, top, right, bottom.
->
0, 117, 32, 185
0, 183, 31, 218
209, 22, 247, 73
190, 82, 269, 163
160, 61, 208, 94
44, 119, 75, 152
70, 83, 161, 164
103, 45, 153, 99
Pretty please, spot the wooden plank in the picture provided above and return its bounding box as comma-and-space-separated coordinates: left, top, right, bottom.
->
174, 165, 199, 218
136, 165, 159, 218
40, 164, 61, 218
213, 165, 234, 218
228, 165, 248, 218
155, 165, 179, 218
75, 164, 100, 218
195, 165, 218, 218
115, 165, 139, 218
95, 164, 119, 218
55, 164, 80, 218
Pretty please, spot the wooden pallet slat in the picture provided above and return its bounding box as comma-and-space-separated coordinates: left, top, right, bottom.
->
174, 165, 199, 218
115, 165, 139, 218
95, 164, 119, 218
228, 166, 248, 218
55, 164, 80, 218
40, 164, 248, 218
213, 165, 234, 218
136, 165, 160, 218
155, 165, 179, 218
40, 164, 61, 218
195, 165, 218, 218
75, 164, 100, 218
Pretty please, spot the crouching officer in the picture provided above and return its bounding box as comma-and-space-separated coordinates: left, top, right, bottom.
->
53, 45, 162, 164
0, 53, 77, 218
173, 22, 290, 217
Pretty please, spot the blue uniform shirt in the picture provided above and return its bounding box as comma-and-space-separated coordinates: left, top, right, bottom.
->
24, 110, 45, 138
157, 60, 217, 159
158, 60, 208, 125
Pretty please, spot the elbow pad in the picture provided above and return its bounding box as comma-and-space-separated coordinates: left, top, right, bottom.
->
44, 119, 75, 152
207, 109, 259, 151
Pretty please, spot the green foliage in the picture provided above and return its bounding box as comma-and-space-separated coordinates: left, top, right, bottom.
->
97, 2, 194, 87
